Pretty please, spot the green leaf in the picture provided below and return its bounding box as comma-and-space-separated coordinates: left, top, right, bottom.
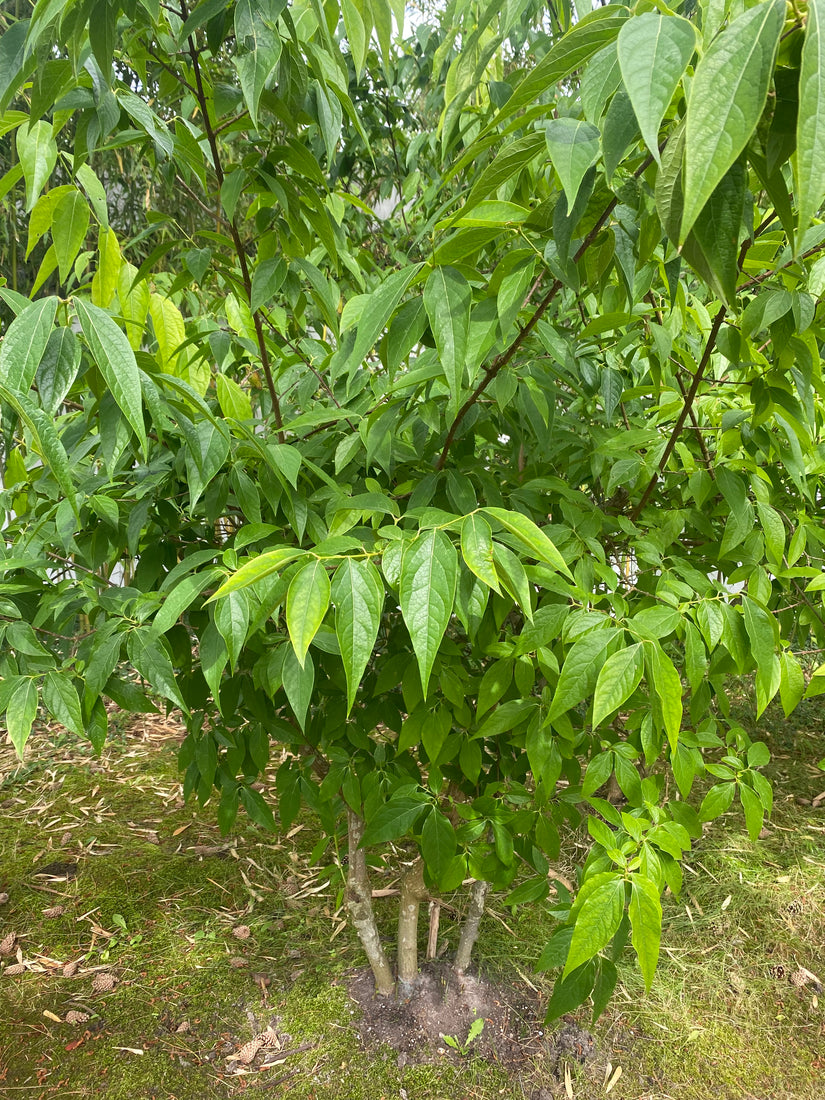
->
42, 670, 83, 737
545, 959, 597, 1022
592, 643, 644, 727
492, 541, 534, 621
690, 160, 747, 308
127, 630, 189, 714
628, 875, 662, 990
544, 118, 601, 208
682, 0, 784, 241
617, 13, 696, 162
216, 374, 253, 420
346, 264, 423, 376
5, 677, 38, 758
286, 559, 330, 667
240, 785, 277, 831
699, 781, 735, 821
0, 382, 76, 511
399, 529, 458, 696
215, 589, 250, 672
362, 796, 427, 846
779, 650, 804, 716
16, 120, 57, 211
648, 642, 682, 751
212, 548, 306, 599
739, 782, 764, 841
0, 296, 58, 393
741, 596, 776, 681
564, 877, 625, 976
74, 300, 147, 455
483, 507, 572, 578
548, 629, 613, 721
267, 443, 302, 489
796, 0, 825, 241
281, 646, 314, 730
460, 514, 501, 593
331, 557, 384, 713
421, 808, 457, 882
423, 265, 472, 418
52, 190, 90, 284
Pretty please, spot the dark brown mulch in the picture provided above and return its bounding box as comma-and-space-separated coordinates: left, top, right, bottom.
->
348, 962, 596, 1073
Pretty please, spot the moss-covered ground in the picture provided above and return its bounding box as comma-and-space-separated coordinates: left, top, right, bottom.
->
0, 699, 823, 1099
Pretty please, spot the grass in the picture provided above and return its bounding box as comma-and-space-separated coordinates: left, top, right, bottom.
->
0, 699, 823, 1099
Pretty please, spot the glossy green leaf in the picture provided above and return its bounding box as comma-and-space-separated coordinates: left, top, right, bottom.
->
699, 781, 735, 821
127, 630, 189, 714
483, 507, 572, 578
617, 13, 696, 162
0, 296, 57, 394
215, 590, 250, 673
424, 265, 471, 418
281, 646, 314, 730
347, 264, 424, 375
548, 629, 613, 721
564, 876, 625, 976
52, 189, 90, 283
42, 670, 83, 737
628, 875, 662, 990
361, 796, 427, 845
739, 782, 764, 841
286, 559, 330, 667
682, 0, 784, 241
5, 677, 38, 758
421, 807, 457, 882
648, 642, 682, 751
796, 0, 825, 241
779, 650, 805, 716
16, 120, 57, 211
74, 299, 147, 455
331, 557, 384, 713
544, 118, 600, 208
399, 528, 458, 695
460, 514, 501, 593
0, 382, 76, 512
545, 959, 597, 1022
212, 548, 306, 599
592, 643, 644, 727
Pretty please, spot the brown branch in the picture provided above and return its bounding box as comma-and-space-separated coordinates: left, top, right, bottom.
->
180, 2, 284, 437
435, 155, 655, 472
630, 307, 726, 520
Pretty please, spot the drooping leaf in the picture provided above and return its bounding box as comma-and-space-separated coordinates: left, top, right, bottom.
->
215, 590, 250, 672
483, 506, 572, 577
796, 0, 825, 241
617, 13, 697, 162
399, 528, 458, 695
286, 559, 331, 667
592, 643, 644, 727
682, 0, 784, 241
565, 876, 625, 976
74, 299, 147, 454
42, 670, 83, 737
16, 120, 57, 211
5, 677, 38, 758
51, 189, 90, 283
544, 118, 601, 208
423, 265, 471, 419
460, 513, 501, 593
548, 629, 613, 721
127, 630, 189, 714
628, 874, 662, 989
0, 296, 58, 393
331, 557, 384, 713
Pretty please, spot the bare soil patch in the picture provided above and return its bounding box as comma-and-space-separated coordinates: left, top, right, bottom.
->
349, 962, 595, 1073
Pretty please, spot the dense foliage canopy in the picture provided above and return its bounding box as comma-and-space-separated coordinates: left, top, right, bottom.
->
1, 0, 825, 1014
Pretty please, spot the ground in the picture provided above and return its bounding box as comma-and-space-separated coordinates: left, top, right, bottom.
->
0, 697, 823, 1099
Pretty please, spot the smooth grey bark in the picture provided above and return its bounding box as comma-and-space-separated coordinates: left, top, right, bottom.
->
346, 811, 394, 995
396, 859, 427, 994
453, 879, 490, 973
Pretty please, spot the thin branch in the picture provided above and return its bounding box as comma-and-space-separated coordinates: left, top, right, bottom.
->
180, 2, 284, 436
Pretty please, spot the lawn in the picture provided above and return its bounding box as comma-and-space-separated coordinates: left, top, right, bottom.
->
1, 699, 823, 1099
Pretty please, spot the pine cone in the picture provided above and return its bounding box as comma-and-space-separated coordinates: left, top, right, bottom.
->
768, 964, 786, 980
0, 932, 16, 956
235, 1037, 262, 1064
232, 925, 251, 940
65, 1011, 89, 1024
42, 906, 65, 919
175, 1020, 191, 1034
63, 960, 79, 978
229, 957, 248, 969
92, 972, 117, 992
257, 1027, 279, 1048
790, 968, 807, 988
0, 893, 9, 905
3, 962, 25, 976
61, 831, 73, 847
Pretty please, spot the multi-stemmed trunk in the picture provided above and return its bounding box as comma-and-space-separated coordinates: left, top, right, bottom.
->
345, 812, 490, 997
